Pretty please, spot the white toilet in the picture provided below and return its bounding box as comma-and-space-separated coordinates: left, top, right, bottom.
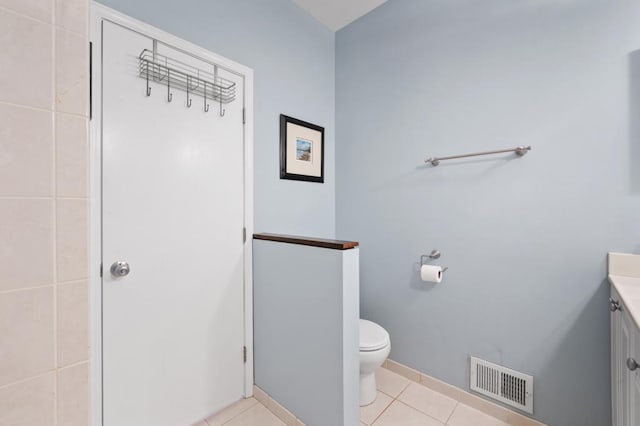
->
359, 319, 391, 406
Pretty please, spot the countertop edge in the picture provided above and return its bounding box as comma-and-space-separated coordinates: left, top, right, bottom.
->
253, 233, 359, 250
609, 274, 640, 331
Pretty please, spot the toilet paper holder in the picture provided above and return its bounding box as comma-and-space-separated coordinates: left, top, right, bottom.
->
420, 250, 448, 272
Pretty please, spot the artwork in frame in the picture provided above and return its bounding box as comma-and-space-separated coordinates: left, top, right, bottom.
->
280, 114, 324, 183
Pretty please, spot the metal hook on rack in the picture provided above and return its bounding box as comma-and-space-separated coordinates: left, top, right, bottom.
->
214, 65, 225, 117
145, 65, 151, 96
203, 82, 210, 112
219, 86, 225, 117
186, 75, 192, 108
167, 69, 173, 102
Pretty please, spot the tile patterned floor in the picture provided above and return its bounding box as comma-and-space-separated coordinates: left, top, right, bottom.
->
362, 367, 509, 426
194, 367, 511, 425
193, 397, 285, 426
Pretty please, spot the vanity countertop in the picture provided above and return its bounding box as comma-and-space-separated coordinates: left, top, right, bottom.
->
609, 252, 640, 329
609, 274, 640, 329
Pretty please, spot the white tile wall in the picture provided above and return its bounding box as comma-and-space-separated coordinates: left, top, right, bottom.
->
55, 0, 87, 36
0, 104, 53, 197
56, 113, 88, 197
55, 28, 88, 115
0, 287, 55, 386
0, 199, 54, 291
0, 8, 53, 108
0, 373, 55, 426
0, 1, 90, 424
57, 362, 89, 426
0, 0, 52, 23
57, 281, 89, 366
56, 199, 89, 282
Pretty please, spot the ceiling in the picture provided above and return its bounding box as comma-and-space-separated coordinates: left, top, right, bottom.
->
291, 0, 388, 31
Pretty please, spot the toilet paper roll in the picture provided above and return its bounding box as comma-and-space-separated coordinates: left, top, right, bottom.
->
420, 265, 443, 283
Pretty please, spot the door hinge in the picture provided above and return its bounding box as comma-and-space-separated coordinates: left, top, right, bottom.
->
89, 41, 93, 120
242, 107, 246, 124
243, 227, 246, 243
99, 263, 103, 277
243, 346, 247, 363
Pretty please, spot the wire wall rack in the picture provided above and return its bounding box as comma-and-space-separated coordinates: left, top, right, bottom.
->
138, 48, 236, 115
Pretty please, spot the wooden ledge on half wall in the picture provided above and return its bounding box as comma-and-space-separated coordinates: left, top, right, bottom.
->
253, 233, 359, 251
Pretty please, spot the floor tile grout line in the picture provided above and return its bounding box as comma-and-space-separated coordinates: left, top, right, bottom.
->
394, 381, 411, 400
413, 402, 448, 426
368, 372, 411, 424
206, 397, 259, 426
377, 392, 392, 402
365, 391, 394, 426
376, 375, 460, 426
230, 398, 260, 422
369, 369, 518, 426
399, 396, 452, 426
444, 401, 459, 425
369, 393, 396, 426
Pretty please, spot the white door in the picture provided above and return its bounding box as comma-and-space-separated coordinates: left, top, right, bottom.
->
100, 20, 246, 426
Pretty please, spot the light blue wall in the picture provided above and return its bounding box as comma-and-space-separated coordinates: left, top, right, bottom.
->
336, 1, 640, 425
253, 240, 359, 426
98, 0, 336, 237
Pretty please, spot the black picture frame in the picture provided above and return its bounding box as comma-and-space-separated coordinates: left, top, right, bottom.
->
280, 114, 325, 183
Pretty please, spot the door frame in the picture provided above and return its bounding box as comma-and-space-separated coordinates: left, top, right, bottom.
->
89, 3, 255, 425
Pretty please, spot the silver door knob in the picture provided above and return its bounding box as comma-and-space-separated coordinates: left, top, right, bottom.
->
610, 298, 621, 312
627, 358, 639, 371
110, 261, 130, 277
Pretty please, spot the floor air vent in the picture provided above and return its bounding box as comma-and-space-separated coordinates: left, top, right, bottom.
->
469, 357, 533, 414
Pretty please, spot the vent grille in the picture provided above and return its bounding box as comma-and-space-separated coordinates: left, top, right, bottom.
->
470, 357, 533, 414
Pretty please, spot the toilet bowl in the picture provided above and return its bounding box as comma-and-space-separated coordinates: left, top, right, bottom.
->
359, 319, 391, 406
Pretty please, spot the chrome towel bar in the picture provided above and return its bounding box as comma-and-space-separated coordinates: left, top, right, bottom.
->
425, 145, 531, 166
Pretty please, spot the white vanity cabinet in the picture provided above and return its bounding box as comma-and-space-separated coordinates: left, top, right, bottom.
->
610, 286, 640, 426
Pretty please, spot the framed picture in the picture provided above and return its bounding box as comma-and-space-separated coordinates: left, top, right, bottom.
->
280, 114, 324, 183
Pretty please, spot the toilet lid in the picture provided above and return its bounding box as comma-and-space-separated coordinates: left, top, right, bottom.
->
360, 319, 390, 351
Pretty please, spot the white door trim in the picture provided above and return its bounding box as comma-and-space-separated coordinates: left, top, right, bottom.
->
89, 4, 254, 424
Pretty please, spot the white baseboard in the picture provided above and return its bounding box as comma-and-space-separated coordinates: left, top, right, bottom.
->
253, 385, 305, 426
